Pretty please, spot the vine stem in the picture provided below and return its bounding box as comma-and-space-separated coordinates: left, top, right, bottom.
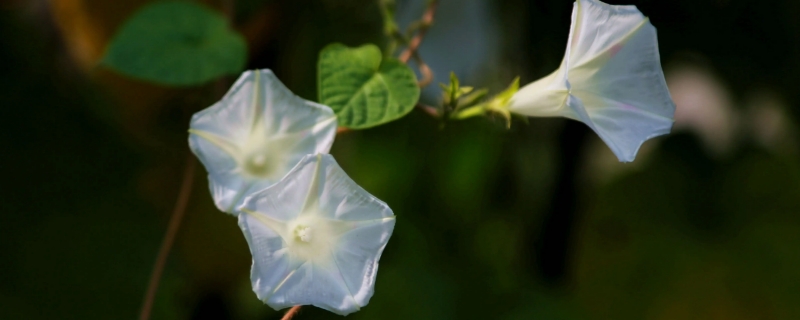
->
413, 54, 434, 87
398, 0, 439, 64
221, 0, 235, 21
138, 154, 196, 320
281, 306, 303, 320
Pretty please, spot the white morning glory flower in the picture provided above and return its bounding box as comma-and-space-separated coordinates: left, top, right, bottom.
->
509, 0, 676, 162
237, 154, 396, 315
189, 69, 338, 213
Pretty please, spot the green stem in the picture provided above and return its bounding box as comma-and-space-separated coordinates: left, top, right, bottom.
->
378, 0, 405, 57
451, 105, 487, 120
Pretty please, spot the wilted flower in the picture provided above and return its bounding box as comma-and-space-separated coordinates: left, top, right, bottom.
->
189, 69, 338, 213
509, 0, 675, 162
237, 154, 395, 315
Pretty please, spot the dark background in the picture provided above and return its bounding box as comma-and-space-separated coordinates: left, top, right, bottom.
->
1, 0, 799, 319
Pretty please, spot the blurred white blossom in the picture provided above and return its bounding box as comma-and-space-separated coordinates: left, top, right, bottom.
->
238, 154, 395, 315
666, 64, 737, 155
509, 0, 675, 162
189, 69, 337, 213
744, 91, 796, 153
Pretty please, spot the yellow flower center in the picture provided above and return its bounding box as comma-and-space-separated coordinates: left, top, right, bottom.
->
244, 152, 279, 178
294, 225, 312, 243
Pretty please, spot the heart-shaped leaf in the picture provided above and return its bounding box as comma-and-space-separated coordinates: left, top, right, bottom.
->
102, 1, 247, 86
318, 43, 420, 129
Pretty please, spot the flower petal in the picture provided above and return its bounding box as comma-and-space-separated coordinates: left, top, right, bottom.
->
239, 157, 319, 222
238, 154, 395, 315
314, 155, 395, 221
189, 132, 246, 211
189, 69, 338, 213
566, 0, 649, 69
510, 0, 675, 162
566, 91, 673, 162
568, 0, 675, 162
237, 212, 293, 302
331, 217, 396, 307
267, 261, 363, 315
190, 72, 263, 145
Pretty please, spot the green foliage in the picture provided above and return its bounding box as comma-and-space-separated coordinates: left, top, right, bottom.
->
572, 136, 800, 319
439, 72, 489, 120
102, 1, 247, 86
377, 0, 400, 38
318, 43, 420, 129
440, 72, 477, 108
450, 77, 521, 127
0, 18, 185, 317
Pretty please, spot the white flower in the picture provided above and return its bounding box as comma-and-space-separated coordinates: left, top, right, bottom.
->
237, 154, 396, 315
509, 0, 675, 162
189, 69, 338, 213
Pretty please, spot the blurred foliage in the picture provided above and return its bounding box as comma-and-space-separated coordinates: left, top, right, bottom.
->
0, 10, 184, 319
573, 134, 800, 319
103, 1, 247, 86
1, 0, 800, 320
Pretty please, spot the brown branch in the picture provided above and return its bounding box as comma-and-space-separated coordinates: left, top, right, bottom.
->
398, 1, 439, 63
281, 306, 302, 320
412, 52, 434, 87
397, 1, 437, 89
221, 0, 235, 22
416, 103, 439, 117
336, 126, 352, 134
139, 154, 197, 320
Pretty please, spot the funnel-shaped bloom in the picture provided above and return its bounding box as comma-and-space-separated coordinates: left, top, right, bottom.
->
509, 0, 675, 162
238, 154, 395, 315
189, 70, 338, 213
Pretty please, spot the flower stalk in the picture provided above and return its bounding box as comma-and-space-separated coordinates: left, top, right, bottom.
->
139, 154, 196, 320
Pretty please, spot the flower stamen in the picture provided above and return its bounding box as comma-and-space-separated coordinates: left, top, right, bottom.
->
294, 225, 312, 243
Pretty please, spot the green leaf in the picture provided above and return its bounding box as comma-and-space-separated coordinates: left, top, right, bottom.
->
318, 43, 420, 129
102, 1, 247, 86
442, 72, 460, 107
459, 88, 489, 108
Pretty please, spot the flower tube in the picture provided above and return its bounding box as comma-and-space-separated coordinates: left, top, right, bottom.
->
509, 0, 675, 162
